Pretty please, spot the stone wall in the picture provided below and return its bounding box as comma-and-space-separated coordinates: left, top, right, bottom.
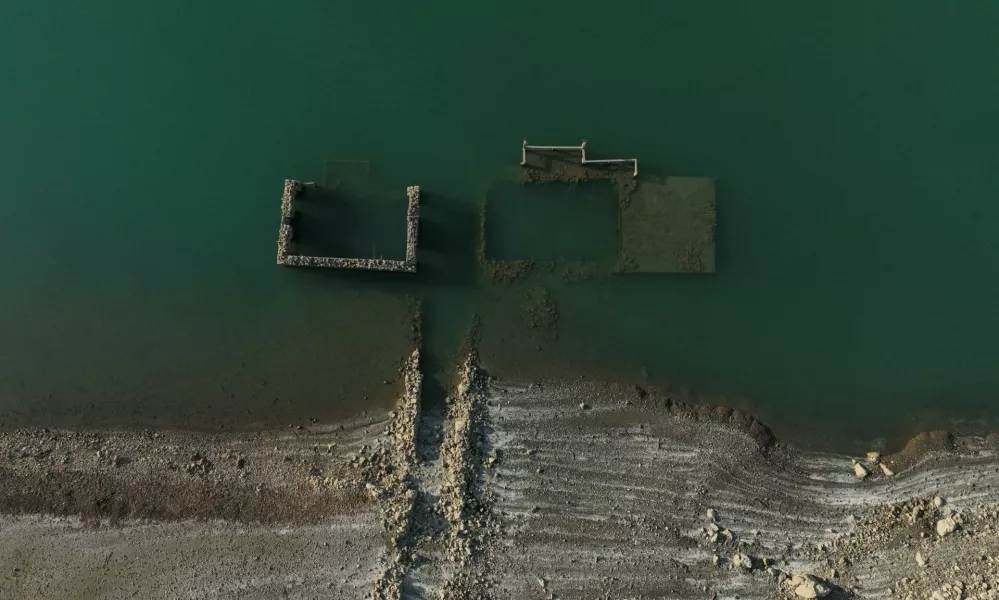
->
276, 179, 302, 264
403, 185, 420, 271
276, 180, 420, 273
281, 255, 417, 272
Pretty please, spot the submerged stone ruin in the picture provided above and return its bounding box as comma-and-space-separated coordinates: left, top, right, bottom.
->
478, 141, 718, 276
275, 143, 714, 278
276, 179, 420, 272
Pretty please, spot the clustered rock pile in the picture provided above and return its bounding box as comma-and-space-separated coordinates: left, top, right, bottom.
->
360, 349, 501, 600
700, 507, 838, 599
354, 350, 423, 600
437, 352, 500, 599
854, 495, 999, 600
852, 450, 895, 480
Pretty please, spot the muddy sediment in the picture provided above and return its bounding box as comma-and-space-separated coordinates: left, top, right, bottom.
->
0, 416, 393, 599
3, 353, 999, 599
477, 195, 536, 285
0, 422, 382, 524
521, 287, 558, 339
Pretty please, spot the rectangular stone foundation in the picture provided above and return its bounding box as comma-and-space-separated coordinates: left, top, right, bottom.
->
276, 180, 420, 273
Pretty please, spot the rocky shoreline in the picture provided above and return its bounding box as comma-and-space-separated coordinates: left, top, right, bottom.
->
2, 358, 999, 599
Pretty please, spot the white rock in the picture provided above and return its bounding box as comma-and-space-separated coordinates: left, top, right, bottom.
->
787, 573, 832, 599
853, 461, 870, 479
880, 462, 895, 477
933, 495, 945, 508
916, 551, 927, 568
936, 516, 959, 537
706, 508, 717, 521
732, 553, 753, 570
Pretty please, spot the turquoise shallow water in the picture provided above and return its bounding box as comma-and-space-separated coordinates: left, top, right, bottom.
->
2, 1, 999, 448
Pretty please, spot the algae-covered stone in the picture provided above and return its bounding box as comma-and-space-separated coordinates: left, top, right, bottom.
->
619, 176, 716, 273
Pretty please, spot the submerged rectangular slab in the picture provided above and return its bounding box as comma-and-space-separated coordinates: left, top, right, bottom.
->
619, 176, 716, 273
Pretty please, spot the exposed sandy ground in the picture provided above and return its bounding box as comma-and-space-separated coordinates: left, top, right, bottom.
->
0, 514, 383, 600
2, 352, 999, 600
0, 413, 392, 600
0, 349, 425, 600
482, 378, 999, 600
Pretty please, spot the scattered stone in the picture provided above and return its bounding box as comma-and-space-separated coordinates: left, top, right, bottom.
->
732, 553, 753, 570
916, 551, 928, 568
852, 460, 870, 479
936, 516, 959, 537
933, 495, 946, 508
786, 573, 831, 599
880, 462, 895, 477
707, 508, 717, 521
184, 453, 213, 476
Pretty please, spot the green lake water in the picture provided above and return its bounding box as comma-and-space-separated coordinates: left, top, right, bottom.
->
2, 1, 999, 449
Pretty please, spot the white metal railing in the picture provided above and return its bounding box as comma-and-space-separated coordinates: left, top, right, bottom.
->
521, 139, 638, 177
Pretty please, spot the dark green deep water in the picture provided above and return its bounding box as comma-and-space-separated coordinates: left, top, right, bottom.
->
2, 2, 999, 449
